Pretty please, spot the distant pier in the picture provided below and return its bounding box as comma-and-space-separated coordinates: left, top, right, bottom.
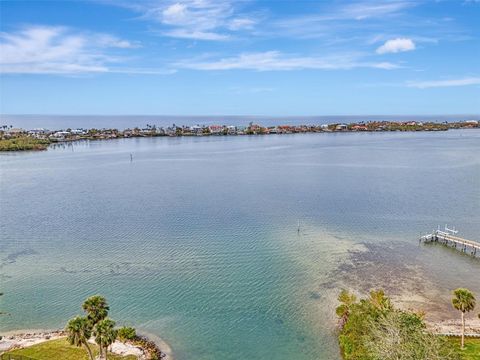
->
420, 226, 479, 257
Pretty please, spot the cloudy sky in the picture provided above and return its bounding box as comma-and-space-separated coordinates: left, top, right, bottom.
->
0, 0, 479, 115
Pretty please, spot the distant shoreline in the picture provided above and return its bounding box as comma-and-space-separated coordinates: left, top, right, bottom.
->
1, 120, 478, 152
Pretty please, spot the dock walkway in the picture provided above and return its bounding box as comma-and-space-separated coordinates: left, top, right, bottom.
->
420, 228, 479, 256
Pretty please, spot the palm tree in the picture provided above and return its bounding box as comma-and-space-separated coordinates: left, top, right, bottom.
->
82, 295, 109, 326
94, 318, 117, 360
452, 288, 476, 349
66, 316, 94, 360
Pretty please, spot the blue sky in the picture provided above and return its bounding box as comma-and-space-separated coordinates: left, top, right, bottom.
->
0, 0, 479, 115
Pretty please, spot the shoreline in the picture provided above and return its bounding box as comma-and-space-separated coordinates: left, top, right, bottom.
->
426, 318, 480, 337
1, 121, 478, 152
0, 328, 174, 360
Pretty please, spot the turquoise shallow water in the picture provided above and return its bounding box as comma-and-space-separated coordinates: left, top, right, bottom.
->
1, 130, 479, 359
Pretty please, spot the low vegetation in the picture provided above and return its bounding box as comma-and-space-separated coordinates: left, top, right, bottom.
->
117, 327, 137, 342
5, 338, 136, 360
336, 289, 460, 360
0, 136, 50, 151
337, 288, 480, 360
448, 337, 480, 360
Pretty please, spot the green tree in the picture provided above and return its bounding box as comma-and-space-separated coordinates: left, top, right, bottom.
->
451, 288, 476, 349
66, 316, 94, 360
82, 295, 109, 326
94, 318, 117, 360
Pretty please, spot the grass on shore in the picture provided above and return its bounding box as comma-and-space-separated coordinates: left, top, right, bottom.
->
3, 338, 137, 360
0, 137, 50, 151
447, 337, 480, 360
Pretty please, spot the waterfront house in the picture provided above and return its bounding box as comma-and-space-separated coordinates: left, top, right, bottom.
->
164, 127, 177, 136
208, 125, 224, 135
28, 128, 50, 138
140, 128, 153, 136
464, 120, 479, 127
236, 126, 246, 135
190, 125, 204, 136
51, 131, 70, 140
247, 124, 265, 134
4, 128, 25, 137
277, 125, 293, 134
335, 124, 348, 131
70, 129, 86, 135
352, 125, 368, 131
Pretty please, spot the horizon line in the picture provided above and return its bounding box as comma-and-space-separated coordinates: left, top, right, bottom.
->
2, 113, 479, 118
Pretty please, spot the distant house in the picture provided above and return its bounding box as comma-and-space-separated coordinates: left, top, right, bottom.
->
140, 128, 152, 135
70, 129, 86, 135
6, 128, 24, 135
28, 128, 49, 138
227, 126, 237, 135
236, 126, 246, 135
335, 124, 347, 131
51, 131, 70, 140
208, 125, 224, 134
465, 120, 478, 125
190, 125, 204, 136
28, 128, 48, 134
352, 125, 368, 131
164, 127, 176, 136
277, 125, 294, 134
248, 124, 264, 134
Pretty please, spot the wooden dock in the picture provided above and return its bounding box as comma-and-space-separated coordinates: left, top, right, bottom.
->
420, 228, 479, 256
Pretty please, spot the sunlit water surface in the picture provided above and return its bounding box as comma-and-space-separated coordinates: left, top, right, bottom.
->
1, 130, 479, 359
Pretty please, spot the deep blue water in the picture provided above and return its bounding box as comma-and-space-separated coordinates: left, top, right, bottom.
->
1, 130, 479, 359
1, 114, 479, 130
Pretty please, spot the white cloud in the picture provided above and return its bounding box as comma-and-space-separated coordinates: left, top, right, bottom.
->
163, 29, 229, 41
376, 38, 416, 54
341, 1, 413, 20
407, 77, 480, 88
96, 34, 141, 49
176, 51, 399, 71
0, 25, 154, 74
142, 0, 258, 40
162, 3, 189, 24
228, 18, 256, 30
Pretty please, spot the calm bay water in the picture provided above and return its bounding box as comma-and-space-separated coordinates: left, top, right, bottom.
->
1, 130, 479, 359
